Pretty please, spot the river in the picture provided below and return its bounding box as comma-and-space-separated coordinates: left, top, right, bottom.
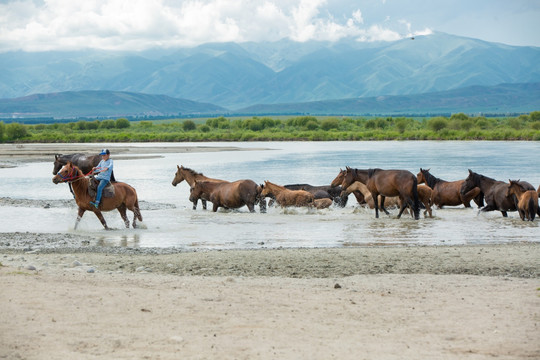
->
0, 141, 538, 250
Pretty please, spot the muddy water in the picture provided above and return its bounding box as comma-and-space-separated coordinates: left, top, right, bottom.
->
0, 141, 538, 250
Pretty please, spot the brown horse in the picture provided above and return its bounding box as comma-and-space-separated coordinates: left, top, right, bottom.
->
53, 153, 116, 197
461, 170, 535, 217
340, 181, 433, 217
52, 162, 142, 229
507, 180, 538, 221
418, 185, 433, 218
417, 168, 482, 208
171, 165, 226, 210
330, 169, 376, 206
260, 181, 314, 208
189, 179, 264, 213
340, 181, 401, 209
283, 184, 349, 207
334, 167, 420, 219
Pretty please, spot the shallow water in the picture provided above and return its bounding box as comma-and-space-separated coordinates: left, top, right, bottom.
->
0, 141, 538, 250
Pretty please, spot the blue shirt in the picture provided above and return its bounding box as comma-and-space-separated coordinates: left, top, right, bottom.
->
95, 158, 113, 181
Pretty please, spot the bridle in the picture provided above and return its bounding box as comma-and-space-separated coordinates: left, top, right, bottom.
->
56, 166, 91, 183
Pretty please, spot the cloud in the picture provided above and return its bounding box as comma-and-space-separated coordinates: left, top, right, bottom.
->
0, 0, 431, 52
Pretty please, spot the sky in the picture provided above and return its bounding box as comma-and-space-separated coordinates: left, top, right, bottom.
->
0, 0, 539, 52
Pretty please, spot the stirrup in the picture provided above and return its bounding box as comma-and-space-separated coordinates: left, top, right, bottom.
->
90, 201, 99, 209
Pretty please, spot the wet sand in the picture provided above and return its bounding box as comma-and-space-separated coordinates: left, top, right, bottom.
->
1, 144, 539, 359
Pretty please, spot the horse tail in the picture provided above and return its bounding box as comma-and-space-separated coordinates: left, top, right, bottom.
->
412, 177, 420, 220
134, 197, 143, 221
528, 196, 536, 221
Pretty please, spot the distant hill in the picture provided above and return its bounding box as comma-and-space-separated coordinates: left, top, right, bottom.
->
0, 83, 537, 120
1, 32, 539, 109
0, 91, 226, 118
237, 82, 540, 116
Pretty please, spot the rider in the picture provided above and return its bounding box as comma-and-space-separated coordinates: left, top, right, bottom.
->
90, 149, 113, 209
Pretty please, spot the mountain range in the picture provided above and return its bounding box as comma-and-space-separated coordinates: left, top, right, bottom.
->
1, 32, 539, 117
1, 82, 538, 119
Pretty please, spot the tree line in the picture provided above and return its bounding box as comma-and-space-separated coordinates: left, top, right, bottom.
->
1, 112, 539, 143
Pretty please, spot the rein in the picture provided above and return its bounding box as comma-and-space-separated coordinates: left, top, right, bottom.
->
58, 168, 92, 183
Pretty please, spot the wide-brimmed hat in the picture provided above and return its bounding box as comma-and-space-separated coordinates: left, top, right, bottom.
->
100, 149, 110, 155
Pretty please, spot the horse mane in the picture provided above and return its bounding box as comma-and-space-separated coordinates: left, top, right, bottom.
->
420, 169, 441, 188
368, 168, 382, 177
182, 166, 204, 177
508, 179, 526, 192
265, 181, 286, 191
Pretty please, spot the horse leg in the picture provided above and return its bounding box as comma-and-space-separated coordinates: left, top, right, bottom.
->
132, 210, 139, 228
372, 193, 380, 218
93, 210, 109, 230
202, 199, 207, 210
259, 197, 267, 213
212, 203, 219, 212
379, 195, 390, 215
117, 204, 129, 228
396, 199, 408, 219
75, 207, 86, 230
192, 200, 197, 210
500, 210, 508, 217
425, 201, 433, 218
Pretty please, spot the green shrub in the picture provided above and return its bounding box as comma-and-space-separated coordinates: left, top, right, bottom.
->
507, 117, 522, 130
530, 111, 540, 122
320, 118, 338, 130
182, 120, 196, 131
427, 117, 448, 132
199, 125, 210, 133
100, 119, 116, 129
6, 122, 28, 140
115, 118, 130, 129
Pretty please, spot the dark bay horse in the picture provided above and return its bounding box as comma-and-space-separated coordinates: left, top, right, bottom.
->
171, 165, 226, 210
52, 162, 142, 229
507, 180, 538, 221
260, 181, 314, 208
189, 179, 264, 213
334, 167, 420, 219
460, 170, 535, 217
53, 153, 116, 181
417, 168, 483, 208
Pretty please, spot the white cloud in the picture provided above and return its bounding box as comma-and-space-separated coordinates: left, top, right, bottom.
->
0, 0, 432, 52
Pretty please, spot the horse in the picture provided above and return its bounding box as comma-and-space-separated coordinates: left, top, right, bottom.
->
53, 153, 115, 181
330, 169, 379, 206
189, 179, 265, 213
52, 162, 142, 229
340, 181, 401, 209
507, 180, 538, 221
460, 170, 535, 217
171, 165, 226, 210
340, 181, 433, 217
334, 167, 420, 219
417, 168, 482, 208
283, 184, 348, 207
260, 181, 314, 208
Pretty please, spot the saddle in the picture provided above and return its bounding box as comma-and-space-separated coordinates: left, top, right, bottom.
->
88, 177, 115, 199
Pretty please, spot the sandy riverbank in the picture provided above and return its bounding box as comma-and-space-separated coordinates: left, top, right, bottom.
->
1, 243, 539, 360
